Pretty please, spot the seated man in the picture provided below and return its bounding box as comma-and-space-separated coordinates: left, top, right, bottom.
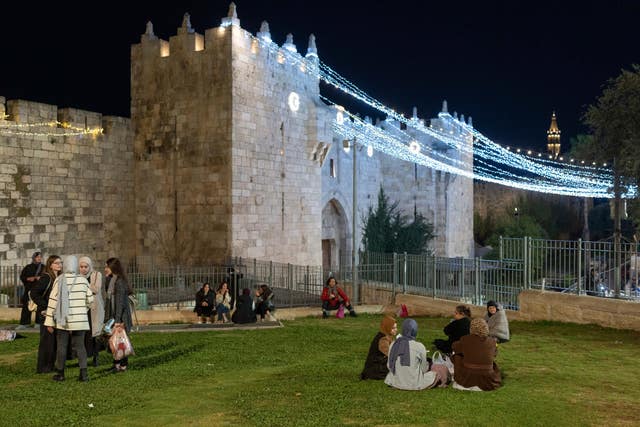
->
321, 277, 357, 318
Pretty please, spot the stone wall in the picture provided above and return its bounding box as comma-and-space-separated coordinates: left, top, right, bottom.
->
229, 27, 326, 266
0, 97, 135, 266
131, 21, 233, 265
390, 291, 640, 331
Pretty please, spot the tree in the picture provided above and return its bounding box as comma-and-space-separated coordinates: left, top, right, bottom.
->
361, 188, 434, 254
579, 64, 640, 295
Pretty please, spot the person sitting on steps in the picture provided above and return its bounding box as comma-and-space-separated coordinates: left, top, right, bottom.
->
321, 277, 357, 318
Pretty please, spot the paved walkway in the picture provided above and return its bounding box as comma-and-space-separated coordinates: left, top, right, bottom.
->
3, 304, 386, 334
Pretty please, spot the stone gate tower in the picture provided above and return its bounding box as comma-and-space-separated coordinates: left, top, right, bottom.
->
131, 5, 328, 266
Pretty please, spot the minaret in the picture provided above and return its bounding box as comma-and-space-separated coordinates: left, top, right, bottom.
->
547, 111, 561, 158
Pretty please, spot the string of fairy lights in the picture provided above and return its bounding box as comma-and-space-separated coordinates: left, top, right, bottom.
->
228, 22, 626, 197
0, 116, 103, 138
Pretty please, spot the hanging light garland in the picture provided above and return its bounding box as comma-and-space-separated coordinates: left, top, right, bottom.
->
0, 119, 103, 138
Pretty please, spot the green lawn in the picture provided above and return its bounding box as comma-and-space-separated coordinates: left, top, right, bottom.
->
1, 316, 639, 426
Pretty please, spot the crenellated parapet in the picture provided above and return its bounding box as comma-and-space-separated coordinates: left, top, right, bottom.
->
0, 96, 129, 137
131, 3, 320, 94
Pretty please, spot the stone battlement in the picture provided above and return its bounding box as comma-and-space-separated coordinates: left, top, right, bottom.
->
0, 96, 129, 134
132, 4, 319, 86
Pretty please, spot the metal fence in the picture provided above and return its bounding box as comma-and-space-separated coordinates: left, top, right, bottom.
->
501, 237, 640, 300
3, 238, 638, 311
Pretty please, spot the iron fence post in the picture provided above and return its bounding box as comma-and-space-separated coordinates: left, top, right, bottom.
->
305, 265, 310, 296
392, 252, 398, 300
577, 238, 582, 295
499, 236, 504, 261
460, 257, 465, 301
432, 255, 437, 299
269, 261, 273, 289
14, 264, 18, 307
403, 252, 408, 294
523, 236, 529, 290
475, 257, 480, 305
288, 263, 293, 309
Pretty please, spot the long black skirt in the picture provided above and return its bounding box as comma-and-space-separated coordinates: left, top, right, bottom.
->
36, 323, 56, 374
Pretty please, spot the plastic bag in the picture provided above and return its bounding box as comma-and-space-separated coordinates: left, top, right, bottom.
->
432, 350, 454, 375
336, 304, 345, 319
0, 330, 17, 342
108, 325, 134, 360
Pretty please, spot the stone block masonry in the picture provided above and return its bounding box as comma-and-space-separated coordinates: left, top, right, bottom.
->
0, 98, 135, 266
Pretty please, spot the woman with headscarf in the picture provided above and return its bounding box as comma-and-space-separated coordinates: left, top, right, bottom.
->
484, 301, 510, 343
79, 256, 105, 366
104, 257, 133, 373
451, 317, 502, 391
30, 255, 62, 373
232, 288, 257, 324
361, 315, 397, 380
384, 318, 440, 390
44, 255, 93, 382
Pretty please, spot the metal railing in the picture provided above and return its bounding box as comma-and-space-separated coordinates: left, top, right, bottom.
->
3, 237, 637, 312
501, 237, 640, 300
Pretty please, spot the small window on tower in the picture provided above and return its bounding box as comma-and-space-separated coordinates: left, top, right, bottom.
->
330, 158, 336, 178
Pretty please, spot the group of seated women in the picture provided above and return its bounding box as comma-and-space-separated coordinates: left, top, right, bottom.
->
194, 282, 275, 324
361, 301, 510, 392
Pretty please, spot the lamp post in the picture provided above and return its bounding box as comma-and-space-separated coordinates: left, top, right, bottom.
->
344, 137, 359, 305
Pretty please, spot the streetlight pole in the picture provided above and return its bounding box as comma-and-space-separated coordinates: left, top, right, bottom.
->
351, 137, 359, 305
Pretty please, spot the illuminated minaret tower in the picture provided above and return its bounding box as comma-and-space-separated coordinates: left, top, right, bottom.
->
547, 111, 561, 159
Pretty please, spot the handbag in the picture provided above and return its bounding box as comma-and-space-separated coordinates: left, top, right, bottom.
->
336, 304, 345, 319
27, 291, 38, 312
432, 350, 455, 375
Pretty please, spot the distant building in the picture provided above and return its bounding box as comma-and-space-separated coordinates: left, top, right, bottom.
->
546, 111, 561, 158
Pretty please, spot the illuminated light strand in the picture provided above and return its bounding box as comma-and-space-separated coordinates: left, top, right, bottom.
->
0, 120, 103, 137
315, 60, 629, 195
324, 97, 628, 198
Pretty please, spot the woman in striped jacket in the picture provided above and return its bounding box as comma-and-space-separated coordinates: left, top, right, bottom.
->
44, 255, 93, 382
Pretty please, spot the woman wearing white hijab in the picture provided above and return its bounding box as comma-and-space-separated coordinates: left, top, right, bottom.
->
44, 255, 93, 382
79, 256, 105, 366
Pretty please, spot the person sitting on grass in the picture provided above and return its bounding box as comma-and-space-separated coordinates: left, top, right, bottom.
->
254, 284, 275, 322
194, 282, 215, 324
451, 317, 502, 391
484, 300, 510, 343
232, 288, 257, 324
384, 318, 441, 390
321, 277, 356, 318
432, 304, 471, 355
361, 315, 397, 380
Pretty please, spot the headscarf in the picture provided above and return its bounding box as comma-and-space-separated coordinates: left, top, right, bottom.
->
55, 255, 79, 328
388, 318, 418, 374
78, 256, 93, 277
379, 315, 396, 336
486, 300, 499, 317
470, 318, 490, 337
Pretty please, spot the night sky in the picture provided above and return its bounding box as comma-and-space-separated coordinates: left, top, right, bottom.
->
1, 0, 638, 152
